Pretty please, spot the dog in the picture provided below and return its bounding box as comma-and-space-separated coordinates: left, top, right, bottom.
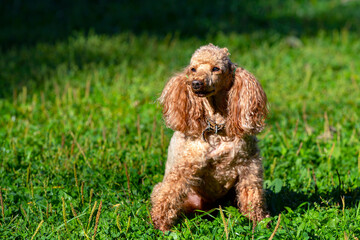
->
151, 43, 269, 231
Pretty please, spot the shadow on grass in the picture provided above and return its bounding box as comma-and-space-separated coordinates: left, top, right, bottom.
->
1, 0, 359, 48
184, 184, 360, 222
267, 185, 360, 216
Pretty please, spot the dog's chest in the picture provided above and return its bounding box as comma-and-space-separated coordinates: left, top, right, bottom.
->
204, 135, 247, 162
198, 138, 244, 195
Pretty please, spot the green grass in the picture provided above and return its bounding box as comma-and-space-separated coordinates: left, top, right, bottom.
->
1, 1, 360, 239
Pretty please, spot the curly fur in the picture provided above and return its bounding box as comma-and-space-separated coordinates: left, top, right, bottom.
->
151, 44, 269, 232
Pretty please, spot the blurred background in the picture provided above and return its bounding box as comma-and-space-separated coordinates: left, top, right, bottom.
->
1, 0, 360, 46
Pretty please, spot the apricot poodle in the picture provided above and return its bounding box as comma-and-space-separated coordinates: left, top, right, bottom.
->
151, 43, 269, 231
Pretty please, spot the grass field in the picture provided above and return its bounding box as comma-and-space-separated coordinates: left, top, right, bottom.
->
1, 0, 360, 239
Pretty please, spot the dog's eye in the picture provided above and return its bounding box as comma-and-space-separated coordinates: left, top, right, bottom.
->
191, 68, 196, 72
212, 67, 220, 72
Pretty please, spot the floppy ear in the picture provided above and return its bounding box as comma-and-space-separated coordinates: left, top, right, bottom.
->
159, 71, 206, 136
226, 67, 268, 137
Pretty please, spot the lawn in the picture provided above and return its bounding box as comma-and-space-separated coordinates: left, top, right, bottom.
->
0, 0, 360, 239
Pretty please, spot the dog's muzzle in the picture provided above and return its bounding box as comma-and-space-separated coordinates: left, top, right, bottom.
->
191, 80, 204, 91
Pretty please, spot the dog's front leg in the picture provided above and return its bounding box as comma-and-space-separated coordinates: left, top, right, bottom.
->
150, 170, 189, 232
235, 159, 269, 224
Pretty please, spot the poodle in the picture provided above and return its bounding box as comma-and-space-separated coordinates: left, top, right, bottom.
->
151, 43, 269, 232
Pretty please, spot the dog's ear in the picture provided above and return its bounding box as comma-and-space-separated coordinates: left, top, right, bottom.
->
159, 70, 206, 136
226, 66, 268, 137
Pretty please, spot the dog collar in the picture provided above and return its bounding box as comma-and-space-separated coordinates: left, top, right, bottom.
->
202, 118, 226, 141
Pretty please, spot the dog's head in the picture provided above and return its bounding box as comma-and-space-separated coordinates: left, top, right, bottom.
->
160, 43, 268, 137
186, 44, 234, 97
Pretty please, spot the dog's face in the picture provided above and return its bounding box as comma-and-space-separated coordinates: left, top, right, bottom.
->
187, 45, 234, 97
160, 43, 267, 137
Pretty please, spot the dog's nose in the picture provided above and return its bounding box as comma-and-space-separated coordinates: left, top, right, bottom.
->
192, 80, 204, 90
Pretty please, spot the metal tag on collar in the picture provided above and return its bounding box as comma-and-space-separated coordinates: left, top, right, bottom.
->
202, 121, 211, 141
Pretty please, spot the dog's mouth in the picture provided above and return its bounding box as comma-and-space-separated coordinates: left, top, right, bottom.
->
193, 90, 215, 97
